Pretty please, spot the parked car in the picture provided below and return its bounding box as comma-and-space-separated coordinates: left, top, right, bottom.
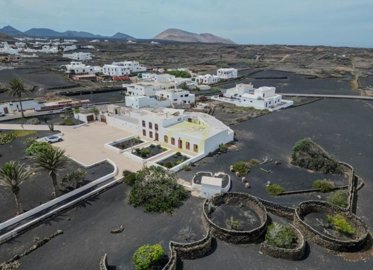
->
39, 135, 63, 143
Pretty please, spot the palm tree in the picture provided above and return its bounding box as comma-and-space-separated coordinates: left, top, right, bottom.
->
36, 147, 67, 197
0, 161, 32, 215
7, 78, 30, 118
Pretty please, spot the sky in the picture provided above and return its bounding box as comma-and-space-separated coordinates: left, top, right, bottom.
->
0, 0, 372, 47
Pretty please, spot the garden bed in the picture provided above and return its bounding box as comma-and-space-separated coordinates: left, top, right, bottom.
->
111, 137, 144, 150
132, 144, 167, 159
157, 152, 189, 169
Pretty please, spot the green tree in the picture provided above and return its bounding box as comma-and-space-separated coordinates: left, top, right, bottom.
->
6, 78, 31, 118
35, 147, 67, 197
0, 161, 32, 215
129, 166, 188, 213
132, 244, 165, 270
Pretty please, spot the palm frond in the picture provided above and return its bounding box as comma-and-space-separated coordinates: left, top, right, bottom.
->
0, 161, 32, 188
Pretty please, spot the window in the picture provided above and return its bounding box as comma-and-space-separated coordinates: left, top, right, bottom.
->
186, 142, 190, 150
155, 133, 159, 141
149, 131, 153, 138
193, 144, 198, 152
149, 122, 153, 129
171, 137, 175, 145
142, 120, 146, 127
174, 99, 177, 101
155, 123, 158, 131
164, 135, 168, 143
142, 129, 146, 136
178, 139, 182, 149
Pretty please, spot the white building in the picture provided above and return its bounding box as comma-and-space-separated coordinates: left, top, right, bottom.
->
65, 61, 95, 74
102, 64, 130, 77
196, 74, 220, 85
125, 96, 171, 109
0, 99, 43, 115
124, 83, 195, 107
217, 68, 238, 79
125, 83, 159, 96
111, 61, 146, 73
63, 52, 92, 61
213, 83, 293, 111
104, 107, 234, 159
141, 73, 175, 83
155, 89, 195, 106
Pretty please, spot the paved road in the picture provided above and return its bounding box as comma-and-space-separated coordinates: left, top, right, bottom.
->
282, 93, 373, 100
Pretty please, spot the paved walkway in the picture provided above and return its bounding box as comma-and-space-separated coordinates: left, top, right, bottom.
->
0, 122, 144, 178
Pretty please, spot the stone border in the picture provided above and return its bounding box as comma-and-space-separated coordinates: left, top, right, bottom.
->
203, 192, 268, 244
294, 201, 369, 251
162, 229, 212, 270
258, 198, 295, 220
99, 253, 108, 270
260, 224, 306, 260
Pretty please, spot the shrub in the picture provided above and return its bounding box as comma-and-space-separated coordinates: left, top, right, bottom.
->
61, 118, 75, 126
312, 179, 335, 192
226, 216, 242, 230
328, 190, 349, 208
265, 223, 297, 249
166, 70, 191, 78
123, 170, 137, 186
266, 183, 285, 196
128, 166, 188, 213
291, 138, 342, 174
183, 164, 192, 171
60, 169, 87, 192
327, 213, 356, 235
219, 144, 228, 153
26, 117, 40, 125
232, 161, 249, 177
25, 141, 52, 156
132, 244, 165, 270
0, 132, 16, 145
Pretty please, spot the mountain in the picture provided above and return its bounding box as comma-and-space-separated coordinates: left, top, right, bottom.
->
62, 30, 104, 39
112, 32, 134, 40
0, 25, 24, 37
0, 25, 135, 40
24, 28, 62, 38
153, 28, 235, 44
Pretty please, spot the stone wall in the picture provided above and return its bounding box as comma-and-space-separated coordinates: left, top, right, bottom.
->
99, 254, 108, 270
162, 229, 212, 270
294, 201, 369, 251
258, 198, 295, 220
203, 193, 268, 244
259, 224, 306, 260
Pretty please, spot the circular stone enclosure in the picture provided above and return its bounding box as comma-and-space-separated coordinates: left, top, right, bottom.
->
294, 201, 369, 251
203, 192, 268, 244
260, 224, 306, 260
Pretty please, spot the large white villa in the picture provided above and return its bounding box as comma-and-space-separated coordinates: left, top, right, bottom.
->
102, 61, 146, 76
101, 106, 234, 162
212, 83, 293, 111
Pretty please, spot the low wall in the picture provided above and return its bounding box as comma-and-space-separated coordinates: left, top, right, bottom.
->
203, 193, 268, 244
99, 254, 108, 270
260, 224, 306, 260
258, 198, 295, 220
0, 159, 118, 244
162, 229, 212, 270
294, 201, 369, 251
